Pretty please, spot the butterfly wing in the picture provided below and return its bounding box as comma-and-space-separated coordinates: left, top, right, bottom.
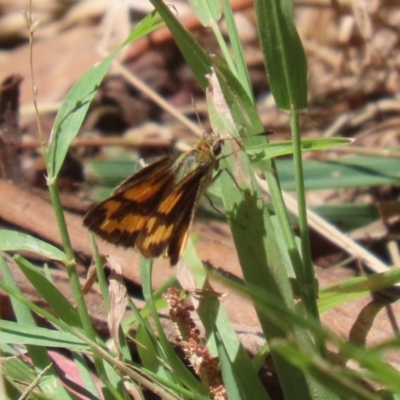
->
166, 197, 198, 266
135, 163, 212, 264
83, 157, 177, 247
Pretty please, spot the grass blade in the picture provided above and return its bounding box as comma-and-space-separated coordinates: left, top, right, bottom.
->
0, 230, 66, 262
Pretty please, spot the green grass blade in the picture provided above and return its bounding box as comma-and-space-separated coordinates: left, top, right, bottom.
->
209, 56, 264, 137
89, 234, 110, 309
311, 203, 378, 231
254, 0, 307, 110
0, 268, 118, 398
278, 155, 400, 191
1, 343, 55, 400
216, 270, 400, 395
187, 0, 221, 26
151, 0, 211, 89
87, 152, 396, 202
184, 241, 271, 398
215, 330, 246, 400
9, 255, 103, 396
0, 230, 66, 262
220, 0, 253, 98
14, 255, 82, 329
334, 341, 400, 397
47, 11, 164, 179
188, 0, 239, 77
139, 257, 208, 397
201, 297, 271, 399
47, 56, 110, 179
271, 340, 378, 400
254, 0, 318, 328
121, 10, 164, 46
206, 69, 323, 400
0, 321, 87, 349
12, 255, 105, 397
72, 352, 103, 400
318, 268, 400, 313
247, 137, 352, 164
136, 324, 166, 377
0, 256, 73, 399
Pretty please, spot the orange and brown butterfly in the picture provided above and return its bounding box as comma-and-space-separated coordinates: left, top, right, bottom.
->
83, 131, 223, 266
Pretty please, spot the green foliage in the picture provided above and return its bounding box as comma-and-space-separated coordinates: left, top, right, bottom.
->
254, 0, 307, 110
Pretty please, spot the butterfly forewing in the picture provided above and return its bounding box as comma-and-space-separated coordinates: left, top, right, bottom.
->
83, 133, 222, 265
83, 157, 177, 247
136, 162, 213, 263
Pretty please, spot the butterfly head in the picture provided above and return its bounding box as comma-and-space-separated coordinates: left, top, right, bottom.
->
197, 130, 223, 159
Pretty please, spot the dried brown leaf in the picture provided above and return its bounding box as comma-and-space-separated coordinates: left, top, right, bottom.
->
107, 255, 128, 356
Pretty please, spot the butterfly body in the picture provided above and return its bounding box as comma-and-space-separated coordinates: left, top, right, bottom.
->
83, 134, 222, 265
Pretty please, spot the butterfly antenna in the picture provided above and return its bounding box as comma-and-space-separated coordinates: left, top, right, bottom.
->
190, 94, 206, 136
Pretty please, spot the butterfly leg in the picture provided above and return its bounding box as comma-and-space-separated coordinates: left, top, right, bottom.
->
204, 193, 226, 218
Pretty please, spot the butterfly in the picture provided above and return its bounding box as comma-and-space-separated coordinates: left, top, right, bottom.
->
83, 131, 223, 265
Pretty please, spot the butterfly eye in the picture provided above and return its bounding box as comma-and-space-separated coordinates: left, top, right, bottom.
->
213, 140, 222, 156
